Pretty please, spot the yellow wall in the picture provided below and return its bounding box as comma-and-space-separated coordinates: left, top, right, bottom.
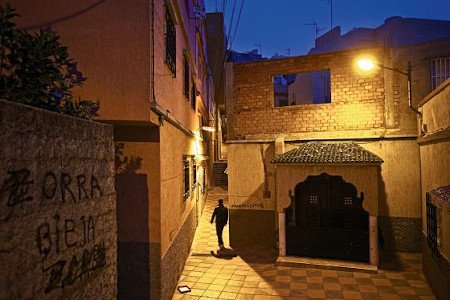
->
420, 142, 450, 260
227, 143, 276, 210
228, 139, 421, 220
419, 79, 450, 260
421, 80, 450, 134
153, 0, 211, 132
6, 0, 153, 122
117, 141, 161, 243
363, 140, 421, 218
159, 122, 208, 256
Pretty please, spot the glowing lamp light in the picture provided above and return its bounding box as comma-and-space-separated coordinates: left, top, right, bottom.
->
357, 58, 375, 71
200, 126, 215, 132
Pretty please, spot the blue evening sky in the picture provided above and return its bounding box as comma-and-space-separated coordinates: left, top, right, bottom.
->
204, 0, 450, 57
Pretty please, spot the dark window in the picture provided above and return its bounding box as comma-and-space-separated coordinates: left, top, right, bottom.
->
183, 158, 190, 199
192, 160, 197, 189
183, 54, 190, 97
191, 79, 196, 110
426, 193, 439, 256
165, 9, 176, 77
202, 167, 206, 194
274, 70, 331, 107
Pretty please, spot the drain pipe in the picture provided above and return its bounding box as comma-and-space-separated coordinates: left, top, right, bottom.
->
406, 62, 421, 117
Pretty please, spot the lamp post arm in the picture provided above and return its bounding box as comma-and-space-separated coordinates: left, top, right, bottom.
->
378, 62, 421, 116
377, 64, 409, 77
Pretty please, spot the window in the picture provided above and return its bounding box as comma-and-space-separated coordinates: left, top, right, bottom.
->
344, 197, 353, 205
426, 193, 439, 256
202, 167, 206, 194
165, 9, 176, 77
309, 195, 319, 204
183, 54, 190, 97
192, 160, 197, 189
274, 70, 331, 107
431, 57, 450, 90
191, 79, 197, 110
183, 158, 190, 199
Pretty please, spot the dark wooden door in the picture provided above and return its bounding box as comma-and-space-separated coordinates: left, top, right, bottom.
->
286, 173, 369, 262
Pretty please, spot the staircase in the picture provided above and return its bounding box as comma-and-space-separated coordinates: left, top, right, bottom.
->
212, 162, 228, 187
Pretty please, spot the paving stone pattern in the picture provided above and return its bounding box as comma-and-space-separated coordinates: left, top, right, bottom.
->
173, 187, 435, 299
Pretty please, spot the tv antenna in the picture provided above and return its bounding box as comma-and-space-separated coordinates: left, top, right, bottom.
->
303, 21, 326, 39
254, 43, 262, 54
191, 5, 206, 19
320, 0, 334, 29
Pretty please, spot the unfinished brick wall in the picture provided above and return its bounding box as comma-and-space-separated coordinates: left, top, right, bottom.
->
232, 48, 386, 139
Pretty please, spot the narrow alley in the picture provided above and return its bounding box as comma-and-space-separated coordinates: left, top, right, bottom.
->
173, 188, 435, 299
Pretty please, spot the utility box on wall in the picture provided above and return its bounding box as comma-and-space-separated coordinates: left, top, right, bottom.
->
0, 100, 117, 299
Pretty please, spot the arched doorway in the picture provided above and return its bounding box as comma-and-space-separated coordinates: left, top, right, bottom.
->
285, 173, 369, 262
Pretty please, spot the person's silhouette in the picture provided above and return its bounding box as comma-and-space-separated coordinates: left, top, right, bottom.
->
210, 199, 228, 249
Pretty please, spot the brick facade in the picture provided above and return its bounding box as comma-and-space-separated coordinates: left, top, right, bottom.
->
232, 48, 386, 139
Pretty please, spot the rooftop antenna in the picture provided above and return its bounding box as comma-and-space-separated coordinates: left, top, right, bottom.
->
320, 0, 334, 29
192, 5, 206, 19
303, 21, 326, 39
254, 43, 262, 55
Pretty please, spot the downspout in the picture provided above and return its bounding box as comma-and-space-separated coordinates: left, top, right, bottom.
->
407, 62, 422, 117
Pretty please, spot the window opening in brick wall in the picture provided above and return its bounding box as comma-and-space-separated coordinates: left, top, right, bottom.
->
431, 57, 450, 90
183, 53, 190, 97
426, 192, 439, 256
165, 9, 176, 77
183, 157, 190, 200
273, 70, 331, 107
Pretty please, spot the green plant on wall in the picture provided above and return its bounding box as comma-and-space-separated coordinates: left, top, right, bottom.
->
0, 3, 99, 119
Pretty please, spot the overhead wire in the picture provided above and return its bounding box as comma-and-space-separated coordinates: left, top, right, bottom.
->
229, 0, 245, 50
216, 0, 245, 98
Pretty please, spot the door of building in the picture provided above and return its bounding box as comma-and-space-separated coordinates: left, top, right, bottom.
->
285, 173, 369, 262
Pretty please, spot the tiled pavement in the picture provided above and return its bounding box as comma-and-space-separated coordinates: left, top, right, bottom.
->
173, 187, 435, 299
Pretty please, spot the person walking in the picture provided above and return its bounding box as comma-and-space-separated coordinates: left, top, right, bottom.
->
210, 199, 228, 249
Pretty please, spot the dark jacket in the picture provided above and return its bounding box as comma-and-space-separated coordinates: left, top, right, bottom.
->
211, 205, 228, 225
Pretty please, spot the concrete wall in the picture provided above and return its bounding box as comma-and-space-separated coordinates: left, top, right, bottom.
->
0, 100, 116, 299
228, 139, 422, 251
113, 125, 161, 299
227, 143, 276, 248
4, 0, 152, 122
418, 78, 450, 299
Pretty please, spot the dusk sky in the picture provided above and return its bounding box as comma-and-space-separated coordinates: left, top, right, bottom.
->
205, 0, 450, 57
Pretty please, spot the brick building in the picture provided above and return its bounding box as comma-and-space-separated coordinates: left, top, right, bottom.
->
3, 0, 216, 298
226, 35, 450, 272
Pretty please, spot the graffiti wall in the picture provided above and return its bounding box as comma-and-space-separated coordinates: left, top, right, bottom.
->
0, 100, 117, 299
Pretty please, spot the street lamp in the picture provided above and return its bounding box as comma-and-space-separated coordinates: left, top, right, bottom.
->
356, 57, 421, 116
200, 126, 215, 132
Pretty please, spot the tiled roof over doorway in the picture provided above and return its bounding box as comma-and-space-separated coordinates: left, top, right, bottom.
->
271, 142, 383, 164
